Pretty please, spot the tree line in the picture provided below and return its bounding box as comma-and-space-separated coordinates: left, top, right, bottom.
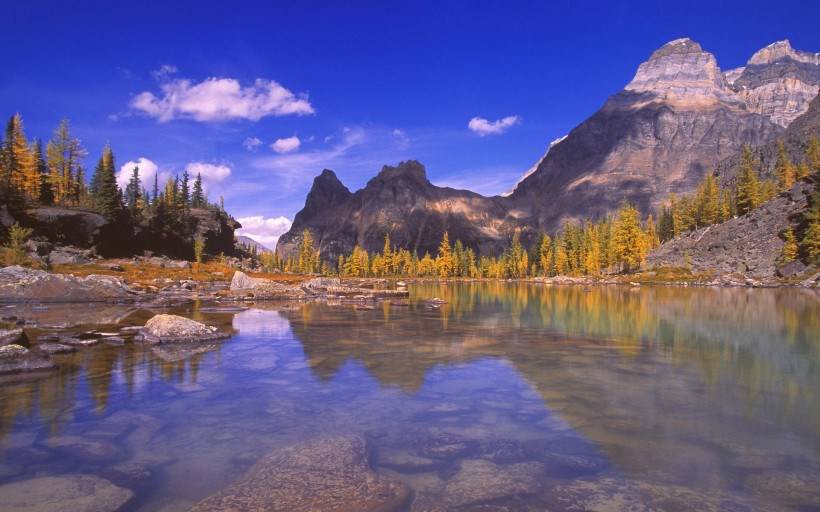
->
0, 113, 227, 259
258, 137, 820, 277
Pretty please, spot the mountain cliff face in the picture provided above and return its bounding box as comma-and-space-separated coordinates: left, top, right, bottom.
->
276, 161, 512, 260
507, 38, 790, 232
731, 40, 820, 127
279, 38, 820, 259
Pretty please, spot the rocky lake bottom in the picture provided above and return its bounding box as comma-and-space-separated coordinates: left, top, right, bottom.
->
0, 282, 818, 511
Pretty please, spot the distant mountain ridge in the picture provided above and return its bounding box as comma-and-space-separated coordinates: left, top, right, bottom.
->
278, 38, 820, 260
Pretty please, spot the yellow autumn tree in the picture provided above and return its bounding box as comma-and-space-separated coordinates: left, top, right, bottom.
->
612, 203, 647, 273
775, 141, 795, 191
435, 231, 455, 277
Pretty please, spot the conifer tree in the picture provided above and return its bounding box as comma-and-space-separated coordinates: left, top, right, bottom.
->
46, 119, 86, 205
736, 145, 761, 216
775, 141, 796, 191
297, 229, 318, 274
436, 231, 455, 277
802, 185, 820, 264
124, 166, 142, 215
90, 145, 123, 219
537, 233, 553, 276
180, 169, 191, 211
33, 140, 53, 205
779, 227, 798, 265
191, 172, 205, 207
807, 136, 820, 176
612, 203, 646, 272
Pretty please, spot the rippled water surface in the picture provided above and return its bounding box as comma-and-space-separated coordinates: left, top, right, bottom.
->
1, 283, 819, 511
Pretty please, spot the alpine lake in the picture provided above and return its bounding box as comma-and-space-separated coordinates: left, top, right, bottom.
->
0, 282, 818, 511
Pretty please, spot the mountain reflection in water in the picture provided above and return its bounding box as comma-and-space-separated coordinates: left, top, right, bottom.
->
0, 283, 818, 511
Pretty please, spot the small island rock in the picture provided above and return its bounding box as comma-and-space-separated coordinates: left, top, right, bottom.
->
139, 314, 229, 344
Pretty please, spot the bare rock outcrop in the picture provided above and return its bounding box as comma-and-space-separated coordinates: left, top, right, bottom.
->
0, 328, 26, 346
647, 180, 813, 278
0, 474, 133, 512
0, 344, 56, 375
139, 314, 230, 344
0, 266, 138, 303
189, 435, 410, 512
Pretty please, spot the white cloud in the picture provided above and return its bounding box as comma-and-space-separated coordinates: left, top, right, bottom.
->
468, 115, 521, 136
271, 136, 301, 154
131, 77, 315, 122
185, 162, 231, 182
243, 136, 263, 151
236, 215, 293, 248
392, 128, 409, 146
151, 64, 178, 81
117, 157, 159, 189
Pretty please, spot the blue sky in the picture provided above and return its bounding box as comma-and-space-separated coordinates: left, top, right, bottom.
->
2, 1, 820, 246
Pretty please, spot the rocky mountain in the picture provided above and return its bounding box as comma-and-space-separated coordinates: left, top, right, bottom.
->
507, 38, 818, 232
279, 38, 820, 259
236, 235, 272, 254
646, 180, 814, 278
276, 161, 512, 260
717, 91, 820, 186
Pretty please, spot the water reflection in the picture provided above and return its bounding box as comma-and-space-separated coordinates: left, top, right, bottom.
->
0, 283, 817, 511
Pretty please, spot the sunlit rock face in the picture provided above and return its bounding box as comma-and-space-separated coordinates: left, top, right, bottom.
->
508, 37, 820, 232
733, 40, 820, 127
623, 38, 741, 108
277, 161, 513, 260
280, 38, 820, 254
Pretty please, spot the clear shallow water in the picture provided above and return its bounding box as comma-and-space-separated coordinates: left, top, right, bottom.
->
0, 283, 818, 511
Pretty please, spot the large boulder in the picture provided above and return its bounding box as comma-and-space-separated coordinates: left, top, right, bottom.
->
0, 328, 26, 346
189, 435, 410, 512
24, 207, 107, 248
0, 474, 133, 512
230, 271, 307, 300
0, 266, 138, 303
442, 459, 545, 508
543, 477, 750, 511
0, 344, 56, 375
139, 314, 229, 344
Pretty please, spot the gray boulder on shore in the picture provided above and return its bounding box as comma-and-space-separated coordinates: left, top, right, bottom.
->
0, 266, 138, 303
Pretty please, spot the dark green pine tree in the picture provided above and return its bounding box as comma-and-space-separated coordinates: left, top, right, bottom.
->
33, 139, 54, 205
180, 169, 191, 211
91, 145, 123, 219
1, 116, 18, 193
151, 172, 159, 208
191, 172, 205, 208
124, 166, 141, 214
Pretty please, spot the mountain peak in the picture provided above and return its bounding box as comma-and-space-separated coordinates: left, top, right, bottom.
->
374, 160, 428, 184
648, 38, 703, 59
293, 169, 351, 224
623, 38, 731, 107
748, 39, 820, 66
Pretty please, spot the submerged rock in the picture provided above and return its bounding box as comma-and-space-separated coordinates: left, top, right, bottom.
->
442, 459, 545, 508
0, 344, 56, 374
0, 474, 133, 512
189, 435, 410, 512
745, 470, 820, 508
44, 435, 125, 463
0, 265, 138, 303
37, 342, 78, 354
139, 314, 229, 344
544, 477, 749, 511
